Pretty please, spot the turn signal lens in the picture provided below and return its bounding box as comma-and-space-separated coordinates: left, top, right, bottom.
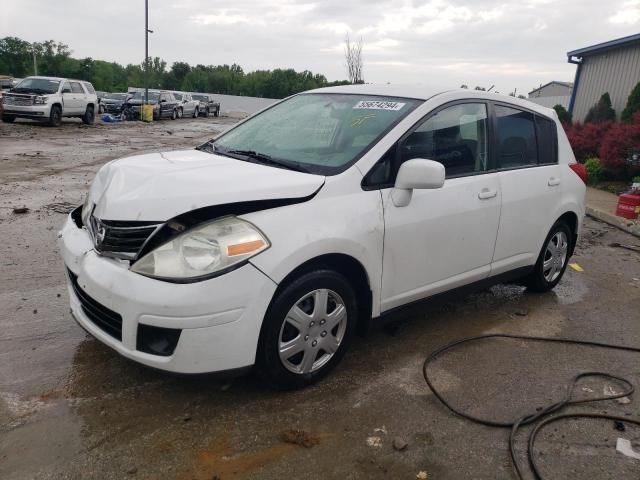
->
227, 239, 266, 256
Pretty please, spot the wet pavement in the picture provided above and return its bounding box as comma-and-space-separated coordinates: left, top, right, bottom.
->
1, 118, 639, 479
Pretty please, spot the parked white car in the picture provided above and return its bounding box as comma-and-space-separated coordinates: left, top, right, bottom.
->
1, 76, 98, 126
174, 92, 200, 118
59, 85, 586, 388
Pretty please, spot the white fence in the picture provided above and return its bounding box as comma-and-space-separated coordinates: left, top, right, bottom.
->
127, 87, 278, 117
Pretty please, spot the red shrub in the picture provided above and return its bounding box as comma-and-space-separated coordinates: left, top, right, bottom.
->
598, 113, 640, 171
564, 121, 614, 162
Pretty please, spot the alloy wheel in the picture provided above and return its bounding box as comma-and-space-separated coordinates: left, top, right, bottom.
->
542, 231, 568, 282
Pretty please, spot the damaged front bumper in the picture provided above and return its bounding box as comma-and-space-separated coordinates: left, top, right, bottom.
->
58, 209, 277, 374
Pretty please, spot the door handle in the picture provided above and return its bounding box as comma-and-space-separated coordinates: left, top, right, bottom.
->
548, 177, 561, 186
478, 188, 498, 200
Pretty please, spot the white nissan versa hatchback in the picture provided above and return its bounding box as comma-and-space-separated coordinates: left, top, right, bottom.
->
59, 85, 586, 388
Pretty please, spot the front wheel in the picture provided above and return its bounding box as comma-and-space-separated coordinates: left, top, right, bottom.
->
193, 107, 198, 118
213, 107, 219, 117
98, 104, 105, 114
1, 115, 16, 123
525, 221, 572, 292
256, 270, 357, 389
204, 108, 210, 118
49, 105, 62, 126
171, 109, 177, 120
176, 107, 183, 119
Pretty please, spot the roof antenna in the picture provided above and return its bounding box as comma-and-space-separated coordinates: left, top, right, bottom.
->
487, 85, 495, 92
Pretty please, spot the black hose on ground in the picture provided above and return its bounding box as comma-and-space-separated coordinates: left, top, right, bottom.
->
422, 334, 640, 479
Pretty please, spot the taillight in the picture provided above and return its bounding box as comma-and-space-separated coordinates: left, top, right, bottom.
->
569, 163, 588, 185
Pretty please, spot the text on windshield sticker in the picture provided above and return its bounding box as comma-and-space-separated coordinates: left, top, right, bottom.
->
353, 100, 406, 111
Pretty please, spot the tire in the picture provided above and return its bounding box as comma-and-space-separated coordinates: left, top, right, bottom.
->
213, 107, 219, 117
204, 108, 210, 118
525, 221, 572, 292
171, 109, 177, 120
1, 115, 15, 123
98, 104, 105, 114
82, 105, 95, 125
256, 269, 357, 389
177, 107, 183, 119
49, 105, 62, 127
193, 107, 198, 118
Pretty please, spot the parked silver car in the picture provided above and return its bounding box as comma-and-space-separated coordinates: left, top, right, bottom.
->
174, 93, 199, 118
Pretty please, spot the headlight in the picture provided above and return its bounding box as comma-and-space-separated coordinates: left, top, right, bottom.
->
34, 96, 48, 104
131, 216, 269, 281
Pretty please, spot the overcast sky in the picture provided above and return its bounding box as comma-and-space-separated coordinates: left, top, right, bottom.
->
2, 0, 639, 95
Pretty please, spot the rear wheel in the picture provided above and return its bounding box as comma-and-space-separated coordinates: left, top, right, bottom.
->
256, 270, 357, 389
1, 115, 16, 123
525, 221, 572, 292
82, 105, 95, 125
49, 105, 62, 126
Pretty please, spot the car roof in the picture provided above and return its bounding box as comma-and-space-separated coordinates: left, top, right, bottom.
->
307, 84, 556, 118
22, 76, 93, 84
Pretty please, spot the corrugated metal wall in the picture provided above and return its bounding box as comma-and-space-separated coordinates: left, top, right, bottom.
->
572, 44, 640, 122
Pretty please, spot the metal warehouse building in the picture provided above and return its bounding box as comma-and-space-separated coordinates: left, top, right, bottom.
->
568, 33, 640, 122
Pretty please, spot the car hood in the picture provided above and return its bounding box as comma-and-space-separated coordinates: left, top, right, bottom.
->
88, 149, 325, 221
102, 98, 124, 104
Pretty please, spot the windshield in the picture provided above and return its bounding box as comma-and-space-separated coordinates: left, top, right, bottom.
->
193, 95, 208, 101
104, 93, 127, 100
13, 77, 60, 94
130, 91, 160, 102
174, 93, 183, 100
212, 93, 421, 174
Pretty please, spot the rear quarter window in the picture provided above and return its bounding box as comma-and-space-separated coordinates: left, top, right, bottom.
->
83, 82, 96, 95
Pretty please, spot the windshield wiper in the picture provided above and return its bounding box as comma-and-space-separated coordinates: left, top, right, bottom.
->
196, 143, 310, 173
226, 149, 310, 173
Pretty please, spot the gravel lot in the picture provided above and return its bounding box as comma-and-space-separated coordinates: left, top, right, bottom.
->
1, 117, 639, 479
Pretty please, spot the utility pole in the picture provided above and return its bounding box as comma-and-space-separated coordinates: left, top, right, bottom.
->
145, 0, 149, 104
32, 46, 37, 76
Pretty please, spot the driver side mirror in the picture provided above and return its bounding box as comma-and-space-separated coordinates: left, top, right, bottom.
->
391, 159, 445, 207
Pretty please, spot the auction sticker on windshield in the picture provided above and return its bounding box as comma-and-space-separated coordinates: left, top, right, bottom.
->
353, 100, 406, 111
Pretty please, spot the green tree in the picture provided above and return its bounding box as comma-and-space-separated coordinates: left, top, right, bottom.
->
622, 81, 640, 122
0, 36, 33, 76
553, 104, 572, 124
585, 92, 616, 123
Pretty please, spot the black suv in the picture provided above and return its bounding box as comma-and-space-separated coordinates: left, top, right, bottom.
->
192, 93, 221, 117
124, 91, 179, 120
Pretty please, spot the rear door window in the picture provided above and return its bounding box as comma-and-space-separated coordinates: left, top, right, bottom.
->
495, 105, 537, 169
83, 82, 96, 95
70, 82, 84, 94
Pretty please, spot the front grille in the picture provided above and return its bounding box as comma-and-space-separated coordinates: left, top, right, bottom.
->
88, 215, 161, 260
5, 95, 33, 106
67, 269, 123, 341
